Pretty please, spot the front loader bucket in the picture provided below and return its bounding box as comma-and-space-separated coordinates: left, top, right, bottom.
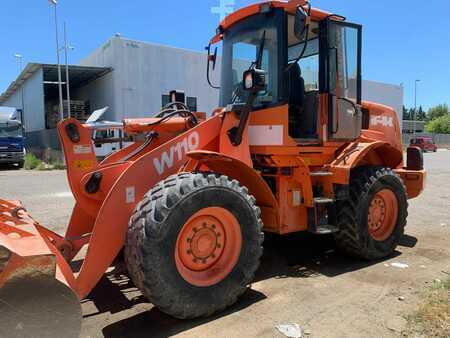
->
0, 200, 81, 338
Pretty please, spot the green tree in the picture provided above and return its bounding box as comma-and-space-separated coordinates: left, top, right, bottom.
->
405, 107, 425, 121
427, 104, 449, 121
402, 105, 410, 120
425, 115, 450, 134
417, 106, 427, 121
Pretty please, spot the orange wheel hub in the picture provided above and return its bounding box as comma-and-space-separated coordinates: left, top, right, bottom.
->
368, 189, 399, 241
175, 207, 242, 287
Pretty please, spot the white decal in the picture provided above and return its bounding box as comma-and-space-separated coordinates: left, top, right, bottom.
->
153, 132, 200, 175
126, 186, 135, 204
73, 144, 92, 155
248, 125, 283, 146
370, 116, 394, 128
292, 191, 302, 207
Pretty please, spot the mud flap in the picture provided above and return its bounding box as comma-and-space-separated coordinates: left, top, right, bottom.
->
0, 276, 81, 338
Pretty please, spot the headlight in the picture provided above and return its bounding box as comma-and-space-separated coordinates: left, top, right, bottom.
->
0, 246, 11, 273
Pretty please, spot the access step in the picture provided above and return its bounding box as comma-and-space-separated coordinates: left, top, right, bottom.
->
313, 197, 335, 204
310, 224, 340, 235
310, 171, 333, 177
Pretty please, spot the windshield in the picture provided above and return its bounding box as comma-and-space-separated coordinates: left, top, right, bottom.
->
220, 12, 282, 107
0, 124, 22, 138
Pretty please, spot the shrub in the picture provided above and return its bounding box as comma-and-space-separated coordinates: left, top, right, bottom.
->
23, 153, 43, 170
425, 115, 450, 134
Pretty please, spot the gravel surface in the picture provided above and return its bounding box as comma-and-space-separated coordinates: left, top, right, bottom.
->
0, 150, 449, 338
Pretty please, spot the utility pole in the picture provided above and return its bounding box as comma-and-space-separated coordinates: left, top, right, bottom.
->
48, 0, 64, 121
14, 54, 25, 130
63, 21, 74, 118
414, 79, 420, 137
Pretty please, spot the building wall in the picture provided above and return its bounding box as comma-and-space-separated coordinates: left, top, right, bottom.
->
80, 37, 220, 121
362, 80, 404, 129
2, 68, 45, 132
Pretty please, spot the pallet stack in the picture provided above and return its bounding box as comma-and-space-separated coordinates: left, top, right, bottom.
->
67, 100, 90, 122
45, 100, 90, 129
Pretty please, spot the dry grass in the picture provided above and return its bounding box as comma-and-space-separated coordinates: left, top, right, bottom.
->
406, 277, 450, 337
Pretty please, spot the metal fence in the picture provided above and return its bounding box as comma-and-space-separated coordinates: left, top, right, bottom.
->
402, 133, 450, 148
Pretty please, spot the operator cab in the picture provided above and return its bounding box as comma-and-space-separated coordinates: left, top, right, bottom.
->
212, 2, 362, 143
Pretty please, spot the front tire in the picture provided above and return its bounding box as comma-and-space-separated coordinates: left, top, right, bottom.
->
125, 173, 264, 319
333, 167, 408, 260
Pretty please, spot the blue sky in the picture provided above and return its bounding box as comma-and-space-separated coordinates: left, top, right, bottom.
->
1, 0, 448, 110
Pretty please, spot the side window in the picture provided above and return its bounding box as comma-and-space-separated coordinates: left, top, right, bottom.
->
327, 21, 362, 140
288, 39, 320, 91
328, 24, 361, 103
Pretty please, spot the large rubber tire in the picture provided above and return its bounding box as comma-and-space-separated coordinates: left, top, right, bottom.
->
124, 172, 264, 319
333, 167, 408, 260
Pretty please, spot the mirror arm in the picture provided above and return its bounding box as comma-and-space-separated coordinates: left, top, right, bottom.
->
227, 91, 258, 146
205, 44, 220, 90
338, 97, 361, 116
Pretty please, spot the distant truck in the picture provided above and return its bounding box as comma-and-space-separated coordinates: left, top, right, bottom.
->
0, 107, 25, 167
84, 107, 132, 159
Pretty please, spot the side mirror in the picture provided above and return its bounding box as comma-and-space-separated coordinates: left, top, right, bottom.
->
294, 5, 309, 41
242, 68, 266, 93
205, 44, 220, 89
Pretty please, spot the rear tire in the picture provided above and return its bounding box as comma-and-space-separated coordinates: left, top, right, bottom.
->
125, 172, 264, 319
333, 167, 408, 260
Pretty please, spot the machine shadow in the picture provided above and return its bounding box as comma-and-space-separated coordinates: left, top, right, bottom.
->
100, 288, 266, 338
96, 233, 413, 338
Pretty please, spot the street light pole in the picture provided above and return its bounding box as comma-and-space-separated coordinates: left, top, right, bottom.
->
63, 21, 73, 118
14, 54, 25, 130
414, 79, 420, 137
48, 0, 64, 122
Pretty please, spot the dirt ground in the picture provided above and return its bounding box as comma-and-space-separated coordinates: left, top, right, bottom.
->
1, 150, 449, 338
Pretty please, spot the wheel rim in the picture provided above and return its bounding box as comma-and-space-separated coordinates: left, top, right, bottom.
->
175, 207, 242, 287
368, 189, 399, 241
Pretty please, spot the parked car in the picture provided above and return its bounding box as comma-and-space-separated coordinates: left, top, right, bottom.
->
410, 136, 437, 152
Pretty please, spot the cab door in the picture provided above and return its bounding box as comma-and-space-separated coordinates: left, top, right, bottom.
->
325, 20, 362, 141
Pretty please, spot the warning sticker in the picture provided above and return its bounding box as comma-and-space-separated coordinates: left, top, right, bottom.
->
73, 145, 92, 155
74, 160, 94, 170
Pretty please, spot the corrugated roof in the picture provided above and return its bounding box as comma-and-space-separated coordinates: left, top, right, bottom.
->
0, 63, 112, 104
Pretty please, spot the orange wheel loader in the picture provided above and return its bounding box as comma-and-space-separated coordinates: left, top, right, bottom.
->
0, 1, 426, 337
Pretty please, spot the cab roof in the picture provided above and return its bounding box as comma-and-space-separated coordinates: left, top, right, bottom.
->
210, 0, 335, 44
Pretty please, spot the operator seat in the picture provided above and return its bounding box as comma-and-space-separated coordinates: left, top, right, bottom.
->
288, 62, 305, 138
